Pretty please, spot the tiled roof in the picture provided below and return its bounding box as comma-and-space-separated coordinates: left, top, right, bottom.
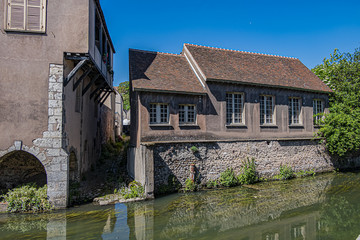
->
184, 44, 332, 93
129, 49, 206, 94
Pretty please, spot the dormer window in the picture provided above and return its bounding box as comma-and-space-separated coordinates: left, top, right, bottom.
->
5, 0, 46, 33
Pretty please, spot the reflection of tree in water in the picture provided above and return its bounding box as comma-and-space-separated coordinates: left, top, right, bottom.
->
0, 205, 117, 239
318, 172, 360, 240
1, 215, 48, 233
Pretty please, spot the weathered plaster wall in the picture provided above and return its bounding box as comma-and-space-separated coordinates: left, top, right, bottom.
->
0, 0, 89, 149
145, 140, 346, 193
133, 85, 329, 144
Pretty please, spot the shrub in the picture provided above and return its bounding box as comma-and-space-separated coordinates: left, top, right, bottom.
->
1, 184, 53, 213
184, 178, 197, 192
295, 169, 316, 178
219, 168, 238, 187
275, 165, 294, 180
238, 157, 257, 184
206, 180, 218, 189
123, 181, 144, 199
190, 146, 199, 153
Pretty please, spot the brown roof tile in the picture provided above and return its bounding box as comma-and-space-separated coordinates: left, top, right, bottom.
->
129, 49, 206, 94
184, 44, 332, 93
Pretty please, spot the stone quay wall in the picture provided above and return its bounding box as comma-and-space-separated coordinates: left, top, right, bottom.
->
147, 139, 349, 193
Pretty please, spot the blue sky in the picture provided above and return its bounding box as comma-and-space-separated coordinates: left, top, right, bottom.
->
100, 0, 360, 86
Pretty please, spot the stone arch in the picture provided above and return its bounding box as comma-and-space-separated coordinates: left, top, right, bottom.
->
0, 150, 47, 194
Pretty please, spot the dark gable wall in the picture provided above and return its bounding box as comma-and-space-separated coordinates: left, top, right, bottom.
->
136, 82, 329, 143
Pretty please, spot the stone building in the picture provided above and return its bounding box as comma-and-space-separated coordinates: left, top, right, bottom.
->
0, 0, 115, 207
128, 44, 333, 197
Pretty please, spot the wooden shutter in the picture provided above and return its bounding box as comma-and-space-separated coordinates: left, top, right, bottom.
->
27, 0, 41, 31
7, 0, 26, 30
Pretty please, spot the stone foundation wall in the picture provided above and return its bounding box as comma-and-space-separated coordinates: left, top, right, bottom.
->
149, 139, 347, 193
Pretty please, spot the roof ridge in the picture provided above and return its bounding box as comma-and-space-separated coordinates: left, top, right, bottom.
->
184, 43, 298, 60
129, 48, 181, 57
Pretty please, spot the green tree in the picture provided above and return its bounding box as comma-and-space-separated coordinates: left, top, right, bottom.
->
312, 48, 360, 157
118, 81, 130, 111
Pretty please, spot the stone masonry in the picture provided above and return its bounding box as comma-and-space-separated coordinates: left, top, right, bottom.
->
144, 139, 357, 193
0, 64, 69, 208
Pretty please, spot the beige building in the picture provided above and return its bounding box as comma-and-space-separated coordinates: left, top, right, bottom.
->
128, 44, 332, 196
0, 0, 115, 207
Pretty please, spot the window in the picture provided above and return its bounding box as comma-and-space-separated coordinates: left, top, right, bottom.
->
260, 95, 274, 124
289, 97, 301, 125
6, 0, 46, 32
179, 105, 196, 124
226, 93, 244, 124
313, 99, 324, 125
149, 103, 169, 124
95, 11, 101, 50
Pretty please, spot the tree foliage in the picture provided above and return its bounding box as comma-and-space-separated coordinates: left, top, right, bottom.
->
312, 48, 360, 157
118, 81, 130, 111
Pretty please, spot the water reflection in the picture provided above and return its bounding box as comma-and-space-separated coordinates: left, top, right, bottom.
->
2, 173, 360, 239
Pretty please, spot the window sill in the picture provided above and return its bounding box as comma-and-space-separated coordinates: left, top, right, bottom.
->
5, 29, 46, 34
149, 123, 171, 127
260, 124, 278, 128
226, 124, 247, 128
179, 124, 200, 129
289, 124, 304, 129
179, 123, 198, 127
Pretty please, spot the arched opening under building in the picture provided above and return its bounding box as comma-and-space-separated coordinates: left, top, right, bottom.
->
0, 150, 47, 194
69, 151, 78, 181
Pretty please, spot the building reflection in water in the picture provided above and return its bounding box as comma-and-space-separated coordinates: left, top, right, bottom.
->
2, 173, 360, 239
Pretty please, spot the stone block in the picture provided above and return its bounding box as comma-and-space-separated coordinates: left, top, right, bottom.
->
60, 149, 68, 157
53, 139, 62, 148
47, 172, 67, 182
49, 100, 62, 108
7, 145, 15, 152
46, 148, 60, 157
49, 164, 61, 172
36, 152, 47, 162
48, 116, 62, 124
33, 138, 53, 148
61, 163, 68, 171
53, 108, 62, 116
43, 131, 62, 138
52, 156, 67, 164
49, 83, 62, 92
28, 146, 40, 156
54, 93, 63, 100
14, 140, 22, 150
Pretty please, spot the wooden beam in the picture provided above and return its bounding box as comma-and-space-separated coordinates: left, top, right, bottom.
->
82, 73, 100, 96
90, 82, 106, 99
98, 90, 110, 103
100, 91, 112, 106
73, 66, 93, 91
64, 58, 88, 87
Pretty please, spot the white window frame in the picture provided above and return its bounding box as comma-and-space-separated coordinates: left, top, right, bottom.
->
5, 0, 47, 33
149, 103, 169, 124
289, 97, 302, 125
226, 92, 245, 125
179, 104, 196, 124
260, 95, 275, 125
313, 99, 324, 125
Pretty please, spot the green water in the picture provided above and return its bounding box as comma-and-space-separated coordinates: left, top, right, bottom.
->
1, 172, 360, 239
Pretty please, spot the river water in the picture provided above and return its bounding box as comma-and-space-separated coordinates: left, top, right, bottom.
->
1, 172, 360, 239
